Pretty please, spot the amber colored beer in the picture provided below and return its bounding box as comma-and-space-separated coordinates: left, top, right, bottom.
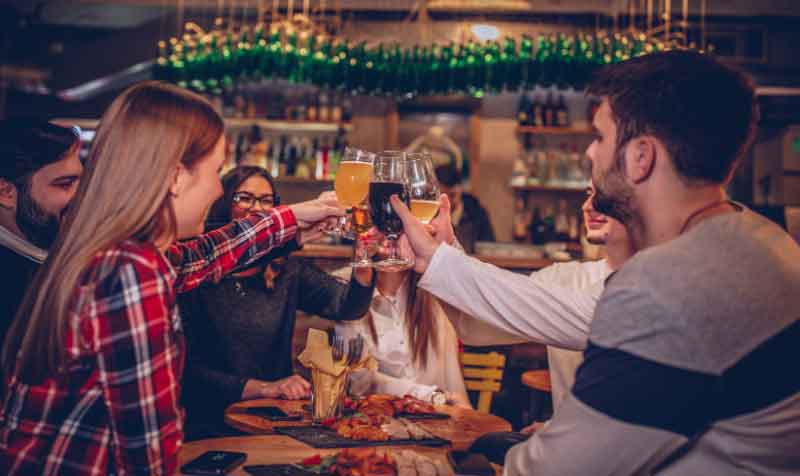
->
351, 204, 372, 234
410, 199, 439, 224
335, 161, 373, 208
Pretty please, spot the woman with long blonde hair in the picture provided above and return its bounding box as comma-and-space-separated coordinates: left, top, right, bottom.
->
0, 81, 342, 475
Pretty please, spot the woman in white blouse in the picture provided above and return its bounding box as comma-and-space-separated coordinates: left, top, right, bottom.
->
335, 268, 471, 408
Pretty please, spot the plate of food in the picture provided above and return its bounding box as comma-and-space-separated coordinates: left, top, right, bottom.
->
343, 394, 451, 420
245, 448, 453, 476
275, 414, 450, 448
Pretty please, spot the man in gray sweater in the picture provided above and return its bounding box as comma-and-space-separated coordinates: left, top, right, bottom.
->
394, 50, 800, 475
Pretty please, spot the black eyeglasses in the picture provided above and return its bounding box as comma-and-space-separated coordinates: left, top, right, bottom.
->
232, 192, 279, 209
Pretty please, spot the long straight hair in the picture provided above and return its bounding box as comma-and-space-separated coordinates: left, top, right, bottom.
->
3, 81, 224, 382
366, 273, 440, 367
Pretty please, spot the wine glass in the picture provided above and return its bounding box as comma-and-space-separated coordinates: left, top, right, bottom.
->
369, 151, 412, 272
405, 152, 440, 224
329, 147, 375, 238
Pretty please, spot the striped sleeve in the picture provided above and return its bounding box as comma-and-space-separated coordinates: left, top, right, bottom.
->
167, 206, 297, 293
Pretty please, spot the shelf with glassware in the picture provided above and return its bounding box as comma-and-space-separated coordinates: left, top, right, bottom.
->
509, 94, 596, 252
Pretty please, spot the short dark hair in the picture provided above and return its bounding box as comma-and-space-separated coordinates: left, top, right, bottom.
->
435, 164, 462, 187
206, 166, 279, 229
587, 50, 759, 184
0, 120, 80, 183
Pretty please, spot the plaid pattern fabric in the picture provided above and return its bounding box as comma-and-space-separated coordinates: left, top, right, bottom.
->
0, 207, 297, 475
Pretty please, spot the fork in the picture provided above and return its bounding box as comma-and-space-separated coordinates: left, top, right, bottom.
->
331, 335, 345, 363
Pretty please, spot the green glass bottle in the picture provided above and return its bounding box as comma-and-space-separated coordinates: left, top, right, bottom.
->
484, 41, 501, 93
205, 34, 222, 91
296, 31, 313, 84
155, 40, 169, 82
501, 37, 520, 92
235, 27, 251, 81
283, 29, 299, 82
519, 35, 535, 90
536, 34, 556, 88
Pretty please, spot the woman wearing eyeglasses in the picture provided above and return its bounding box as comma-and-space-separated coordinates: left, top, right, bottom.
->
178, 166, 375, 440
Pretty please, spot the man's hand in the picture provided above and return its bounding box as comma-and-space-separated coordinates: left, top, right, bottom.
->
390, 195, 441, 274
428, 193, 458, 247
264, 375, 312, 400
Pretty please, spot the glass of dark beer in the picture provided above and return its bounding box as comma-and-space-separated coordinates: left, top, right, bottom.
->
369, 151, 412, 271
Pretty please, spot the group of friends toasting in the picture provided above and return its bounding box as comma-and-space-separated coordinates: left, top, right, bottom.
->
0, 50, 797, 475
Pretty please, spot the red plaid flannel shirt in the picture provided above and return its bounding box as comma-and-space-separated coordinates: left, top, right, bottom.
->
0, 207, 297, 475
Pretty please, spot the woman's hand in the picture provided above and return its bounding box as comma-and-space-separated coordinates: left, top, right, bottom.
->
242, 375, 312, 400
289, 192, 345, 244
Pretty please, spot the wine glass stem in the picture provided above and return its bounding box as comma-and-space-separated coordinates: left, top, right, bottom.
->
387, 235, 398, 261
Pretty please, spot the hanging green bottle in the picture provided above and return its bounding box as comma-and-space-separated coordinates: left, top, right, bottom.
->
555, 33, 574, 90
205, 34, 222, 92
536, 34, 555, 88
428, 44, 443, 95
374, 43, 389, 95
155, 40, 169, 82
501, 37, 520, 92
235, 28, 251, 81
464, 41, 482, 97
452, 43, 467, 95
482, 41, 499, 93
296, 32, 313, 84
437, 43, 452, 94
310, 36, 329, 87
331, 40, 350, 92
283, 30, 299, 82
517, 35, 533, 90
385, 43, 402, 97
169, 39, 188, 89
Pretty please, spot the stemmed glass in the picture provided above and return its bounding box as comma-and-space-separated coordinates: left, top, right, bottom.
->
369, 151, 413, 272
405, 152, 440, 224
329, 147, 375, 238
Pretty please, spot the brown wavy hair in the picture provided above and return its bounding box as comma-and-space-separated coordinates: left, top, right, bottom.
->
206, 165, 286, 289
3, 81, 224, 382
365, 273, 440, 368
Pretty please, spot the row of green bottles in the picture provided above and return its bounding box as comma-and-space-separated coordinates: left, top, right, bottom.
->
155, 29, 671, 98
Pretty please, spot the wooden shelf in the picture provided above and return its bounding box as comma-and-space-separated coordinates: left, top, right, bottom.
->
517, 126, 593, 135
52, 118, 353, 134
274, 176, 333, 184
225, 118, 353, 133
511, 183, 587, 194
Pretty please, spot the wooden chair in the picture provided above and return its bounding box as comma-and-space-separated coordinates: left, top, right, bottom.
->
460, 351, 506, 413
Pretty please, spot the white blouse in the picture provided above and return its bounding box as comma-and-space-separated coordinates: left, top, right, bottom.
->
335, 276, 470, 406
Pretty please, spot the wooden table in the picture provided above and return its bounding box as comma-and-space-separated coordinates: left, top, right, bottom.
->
178, 435, 501, 475
224, 398, 511, 452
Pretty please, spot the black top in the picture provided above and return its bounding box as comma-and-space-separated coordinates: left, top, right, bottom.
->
178, 257, 374, 440
0, 245, 39, 355
455, 194, 496, 254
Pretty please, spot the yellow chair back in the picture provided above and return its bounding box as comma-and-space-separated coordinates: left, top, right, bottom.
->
460, 351, 506, 413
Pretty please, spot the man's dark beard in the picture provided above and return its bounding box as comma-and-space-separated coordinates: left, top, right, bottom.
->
15, 181, 60, 250
592, 147, 636, 225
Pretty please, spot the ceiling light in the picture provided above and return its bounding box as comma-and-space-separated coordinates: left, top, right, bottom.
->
471, 24, 500, 41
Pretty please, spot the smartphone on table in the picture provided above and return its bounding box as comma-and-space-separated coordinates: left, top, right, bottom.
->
181, 450, 247, 475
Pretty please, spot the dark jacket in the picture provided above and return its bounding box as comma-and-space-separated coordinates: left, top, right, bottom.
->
0, 245, 39, 354
178, 256, 374, 440
455, 194, 496, 254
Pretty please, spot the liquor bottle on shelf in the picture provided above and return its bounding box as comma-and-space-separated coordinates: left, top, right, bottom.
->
306, 92, 319, 122
543, 90, 556, 127
512, 197, 531, 243
295, 94, 307, 122
331, 92, 343, 123
516, 93, 531, 127
531, 94, 544, 127
555, 199, 571, 242
556, 94, 570, 127
318, 90, 331, 122
529, 207, 547, 245
342, 94, 354, 122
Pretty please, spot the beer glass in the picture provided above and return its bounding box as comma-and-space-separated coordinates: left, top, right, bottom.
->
406, 152, 440, 224
369, 151, 412, 271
